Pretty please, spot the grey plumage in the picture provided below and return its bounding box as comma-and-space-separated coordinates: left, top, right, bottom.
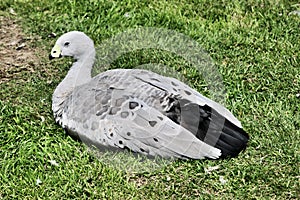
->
50, 31, 249, 160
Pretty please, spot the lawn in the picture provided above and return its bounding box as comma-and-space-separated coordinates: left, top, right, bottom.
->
0, 0, 299, 199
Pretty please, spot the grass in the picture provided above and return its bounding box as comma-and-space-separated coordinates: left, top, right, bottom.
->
0, 0, 299, 199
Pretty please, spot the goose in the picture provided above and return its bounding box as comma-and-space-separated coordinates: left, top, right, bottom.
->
49, 31, 249, 160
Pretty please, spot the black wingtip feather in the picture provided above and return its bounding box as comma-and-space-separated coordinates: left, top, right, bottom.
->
164, 99, 249, 159
216, 118, 249, 158
195, 105, 249, 159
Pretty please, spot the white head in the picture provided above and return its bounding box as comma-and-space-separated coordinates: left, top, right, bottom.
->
49, 31, 95, 61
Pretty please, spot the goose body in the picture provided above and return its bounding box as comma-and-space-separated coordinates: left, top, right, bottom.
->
50, 31, 249, 159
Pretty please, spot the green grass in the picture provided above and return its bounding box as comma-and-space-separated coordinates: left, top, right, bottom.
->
1, 0, 299, 199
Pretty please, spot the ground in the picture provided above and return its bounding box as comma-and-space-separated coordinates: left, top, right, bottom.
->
0, 16, 39, 84
0, 1, 299, 198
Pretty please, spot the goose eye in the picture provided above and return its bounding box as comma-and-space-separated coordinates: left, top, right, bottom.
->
64, 42, 70, 47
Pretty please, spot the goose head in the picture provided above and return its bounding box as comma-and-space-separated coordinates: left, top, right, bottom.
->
49, 31, 95, 61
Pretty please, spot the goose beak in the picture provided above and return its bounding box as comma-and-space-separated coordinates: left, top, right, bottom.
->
49, 44, 62, 60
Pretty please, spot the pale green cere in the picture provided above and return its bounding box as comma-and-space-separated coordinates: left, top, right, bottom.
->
50, 44, 61, 58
